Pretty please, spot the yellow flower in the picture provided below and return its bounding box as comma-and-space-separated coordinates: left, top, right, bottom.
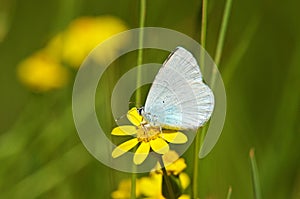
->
111, 178, 140, 199
154, 150, 187, 176
138, 171, 190, 199
141, 172, 190, 199
45, 16, 128, 68
111, 168, 190, 199
111, 107, 188, 165
17, 51, 69, 92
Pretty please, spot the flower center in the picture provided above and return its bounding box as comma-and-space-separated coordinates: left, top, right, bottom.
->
136, 123, 161, 142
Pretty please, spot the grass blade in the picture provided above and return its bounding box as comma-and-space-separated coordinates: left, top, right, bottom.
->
249, 148, 262, 199
214, 0, 233, 66
226, 186, 232, 199
210, 0, 233, 89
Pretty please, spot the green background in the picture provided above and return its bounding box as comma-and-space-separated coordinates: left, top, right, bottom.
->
0, 0, 299, 198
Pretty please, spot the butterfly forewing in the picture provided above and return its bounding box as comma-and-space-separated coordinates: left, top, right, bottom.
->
143, 47, 214, 130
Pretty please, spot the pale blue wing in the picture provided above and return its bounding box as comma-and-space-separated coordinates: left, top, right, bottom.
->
143, 47, 214, 130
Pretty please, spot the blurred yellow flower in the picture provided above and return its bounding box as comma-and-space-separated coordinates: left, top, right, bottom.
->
111, 155, 190, 199
113, 173, 190, 199
17, 15, 127, 91
111, 107, 188, 165
17, 51, 69, 92
154, 150, 187, 176
137, 169, 190, 199
111, 178, 140, 199
45, 16, 128, 68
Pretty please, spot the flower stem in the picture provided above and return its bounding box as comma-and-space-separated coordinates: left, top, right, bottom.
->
135, 0, 146, 106
192, 0, 207, 197
131, 0, 146, 198
200, 0, 207, 49
192, 125, 207, 199
130, 172, 136, 199
159, 156, 176, 199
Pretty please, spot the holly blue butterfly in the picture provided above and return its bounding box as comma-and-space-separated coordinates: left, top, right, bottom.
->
140, 47, 214, 130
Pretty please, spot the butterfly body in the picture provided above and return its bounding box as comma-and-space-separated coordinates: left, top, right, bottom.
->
141, 47, 214, 130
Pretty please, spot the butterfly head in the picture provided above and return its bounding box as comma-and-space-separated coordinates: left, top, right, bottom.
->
137, 106, 144, 116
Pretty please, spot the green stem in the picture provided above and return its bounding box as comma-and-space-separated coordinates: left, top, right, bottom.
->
130, 172, 137, 199
200, 0, 207, 70
131, 0, 146, 198
192, 125, 207, 199
214, 0, 233, 66
159, 156, 176, 199
135, 0, 146, 106
192, 0, 207, 198
211, 0, 232, 88
249, 148, 262, 199
192, 131, 201, 199
200, 0, 207, 48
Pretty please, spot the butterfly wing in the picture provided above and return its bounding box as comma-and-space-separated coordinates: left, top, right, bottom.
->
143, 47, 214, 130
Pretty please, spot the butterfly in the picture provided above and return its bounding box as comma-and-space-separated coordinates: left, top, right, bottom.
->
139, 47, 214, 130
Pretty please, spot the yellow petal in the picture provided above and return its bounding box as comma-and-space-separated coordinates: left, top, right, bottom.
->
139, 176, 159, 196
111, 125, 137, 136
112, 138, 139, 158
150, 138, 169, 154
111, 179, 132, 199
162, 150, 179, 165
134, 142, 150, 165
179, 194, 190, 199
179, 172, 190, 190
111, 190, 127, 199
139, 173, 162, 197
166, 158, 187, 175
127, 107, 143, 126
162, 131, 188, 144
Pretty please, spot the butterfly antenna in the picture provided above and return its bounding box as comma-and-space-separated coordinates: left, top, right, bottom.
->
114, 114, 126, 122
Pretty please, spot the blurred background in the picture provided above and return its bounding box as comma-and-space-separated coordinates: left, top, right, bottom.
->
0, 0, 299, 198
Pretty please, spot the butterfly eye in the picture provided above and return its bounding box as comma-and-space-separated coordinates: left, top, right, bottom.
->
138, 107, 144, 116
